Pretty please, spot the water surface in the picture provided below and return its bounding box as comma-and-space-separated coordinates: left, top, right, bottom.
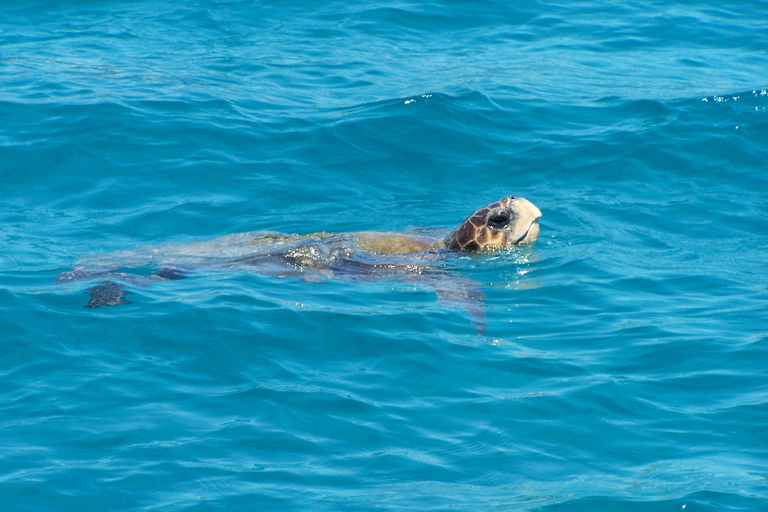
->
2, 1, 767, 510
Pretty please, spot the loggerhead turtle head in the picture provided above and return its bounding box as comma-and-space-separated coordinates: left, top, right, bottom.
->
446, 196, 542, 251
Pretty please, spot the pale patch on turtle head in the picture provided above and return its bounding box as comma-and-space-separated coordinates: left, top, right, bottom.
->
446, 196, 542, 251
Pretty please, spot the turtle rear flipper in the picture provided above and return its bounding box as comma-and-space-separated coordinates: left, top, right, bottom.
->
85, 281, 131, 308
154, 267, 189, 281
68, 267, 189, 308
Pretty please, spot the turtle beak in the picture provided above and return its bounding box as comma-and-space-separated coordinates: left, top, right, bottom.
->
511, 197, 541, 245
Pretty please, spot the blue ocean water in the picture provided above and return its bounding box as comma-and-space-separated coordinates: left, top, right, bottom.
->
2, 0, 768, 510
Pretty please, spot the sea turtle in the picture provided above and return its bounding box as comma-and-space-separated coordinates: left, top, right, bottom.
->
56, 196, 541, 333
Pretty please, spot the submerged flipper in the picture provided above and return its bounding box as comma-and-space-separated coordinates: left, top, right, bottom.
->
399, 271, 488, 335
57, 266, 189, 308
434, 283, 488, 336
155, 268, 189, 281
85, 281, 130, 308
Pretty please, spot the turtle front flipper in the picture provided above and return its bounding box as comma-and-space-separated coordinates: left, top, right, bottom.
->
434, 281, 488, 336
406, 272, 488, 335
85, 281, 131, 308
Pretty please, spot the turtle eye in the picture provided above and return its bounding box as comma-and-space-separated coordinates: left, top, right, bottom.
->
487, 210, 511, 229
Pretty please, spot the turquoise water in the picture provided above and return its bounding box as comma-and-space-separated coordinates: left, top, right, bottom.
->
2, 1, 768, 510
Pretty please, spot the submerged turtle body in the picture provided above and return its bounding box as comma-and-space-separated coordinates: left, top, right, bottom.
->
57, 196, 541, 332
